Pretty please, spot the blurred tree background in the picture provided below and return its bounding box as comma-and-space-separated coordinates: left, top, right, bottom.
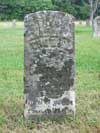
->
0, 0, 100, 20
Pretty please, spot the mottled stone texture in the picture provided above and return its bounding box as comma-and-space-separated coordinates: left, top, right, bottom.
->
24, 11, 75, 119
94, 16, 100, 37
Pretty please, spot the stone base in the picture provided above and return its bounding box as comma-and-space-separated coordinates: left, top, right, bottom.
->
24, 90, 75, 120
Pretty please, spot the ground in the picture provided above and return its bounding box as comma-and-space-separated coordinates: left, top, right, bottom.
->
0, 22, 100, 133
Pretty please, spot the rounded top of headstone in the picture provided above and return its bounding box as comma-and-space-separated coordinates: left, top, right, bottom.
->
24, 10, 74, 39
94, 16, 100, 20
24, 10, 74, 21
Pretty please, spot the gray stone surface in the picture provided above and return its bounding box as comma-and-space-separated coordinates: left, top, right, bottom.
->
86, 19, 90, 26
24, 11, 75, 120
12, 19, 16, 28
93, 16, 100, 37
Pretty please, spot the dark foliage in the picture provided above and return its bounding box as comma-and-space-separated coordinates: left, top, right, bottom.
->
0, 0, 100, 20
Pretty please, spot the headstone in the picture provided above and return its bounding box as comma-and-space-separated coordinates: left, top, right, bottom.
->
86, 19, 90, 26
24, 11, 75, 120
93, 16, 100, 37
79, 21, 82, 25
12, 19, 16, 28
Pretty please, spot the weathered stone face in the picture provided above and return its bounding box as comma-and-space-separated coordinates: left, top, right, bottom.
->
24, 11, 75, 119
94, 16, 100, 37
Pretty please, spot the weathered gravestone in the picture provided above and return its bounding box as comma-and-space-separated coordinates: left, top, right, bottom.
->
12, 19, 16, 28
24, 11, 75, 120
93, 16, 100, 37
86, 19, 90, 26
79, 20, 82, 25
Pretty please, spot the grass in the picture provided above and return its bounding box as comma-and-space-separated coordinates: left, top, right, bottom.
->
0, 22, 100, 133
